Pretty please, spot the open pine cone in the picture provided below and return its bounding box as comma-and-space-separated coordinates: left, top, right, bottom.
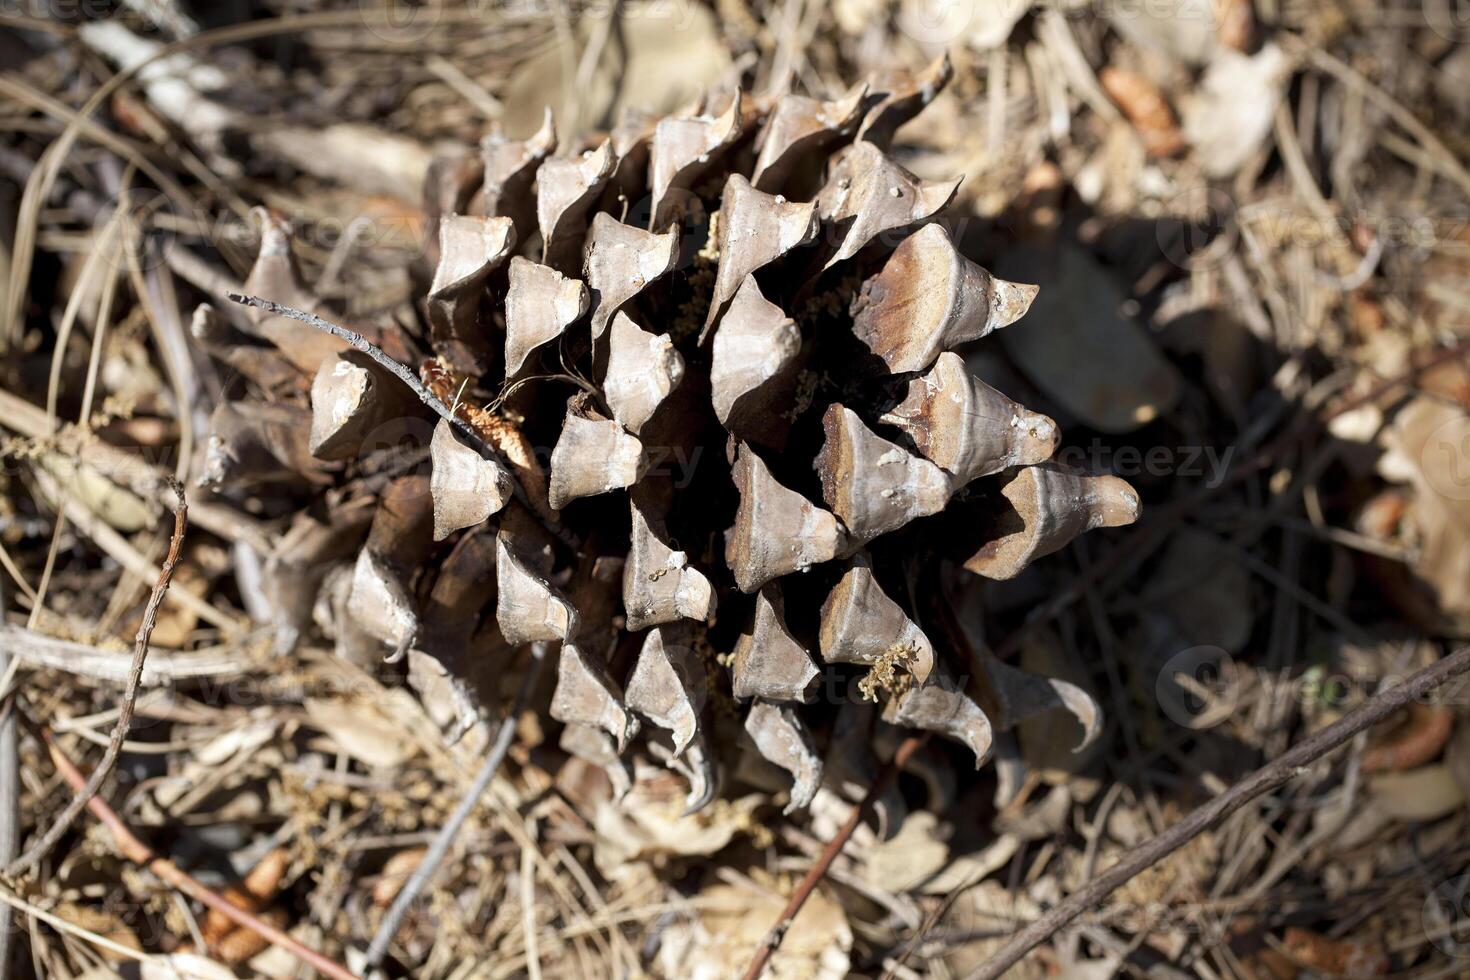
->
209, 55, 1140, 817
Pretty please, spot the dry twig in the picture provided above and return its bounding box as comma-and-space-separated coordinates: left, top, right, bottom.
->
5, 482, 187, 877
225, 292, 495, 456
741, 732, 928, 980
25, 719, 360, 980
225, 292, 577, 551
962, 644, 1470, 980
0, 583, 18, 978
364, 641, 551, 969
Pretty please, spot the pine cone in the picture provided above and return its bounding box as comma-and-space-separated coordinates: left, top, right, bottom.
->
212, 55, 1140, 817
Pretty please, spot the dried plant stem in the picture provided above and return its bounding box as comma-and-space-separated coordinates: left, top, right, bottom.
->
0, 584, 18, 980
24, 720, 359, 980
0, 624, 252, 684
741, 732, 928, 980
5, 483, 186, 878
962, 644, 1470, 980
364, 641, 551, 969
226, 292, 494, 455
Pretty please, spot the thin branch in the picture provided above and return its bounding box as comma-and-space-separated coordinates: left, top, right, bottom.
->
6, 482, 187, 878
741, 732, 928, 980
962, 644, 1470, 980
23, 718, 360, 980
0, 582, 18, 979
0, 624, 256, 684
225, 292, 496, 457
224, 292, 579, 550
364, 641, 551, 969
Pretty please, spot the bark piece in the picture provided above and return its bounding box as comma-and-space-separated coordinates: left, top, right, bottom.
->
996, 242, 1182, 434
880, 351, 1058, 484
550, 642, 638, 750
309, 351, 419, 461
744, 699, 822, 814
603, 311, 685, 435
548, 396, 647, 510
705, 174, 818, 330
730, 585, 820, 703
649, 91, 743, 229
819, 554, 935, 682
624, 495, 716, 631
817, 141, 960, 269
883, 666, 993, 768
537, 140, 617, 272
964, 462, 1141, 580
709, 275, 804, 450
725, 443, 846, 592
427, 214, 516, 374
430, 418, 513, 541
584, 212, 680, 340
750, 84, 868, 194
858, 54, 954, 149
624, 624, 708, 756
478, 106, 556, 233
815, 404, 953, 547
503, 257, 589, 378
496, 526, 577, 645
850, 224, 1037, 375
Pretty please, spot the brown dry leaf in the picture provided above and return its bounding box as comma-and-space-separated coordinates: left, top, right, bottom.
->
35, 452, 154, 532
1099, 67, 1185, 157
656, 879, 852, 980
863, 811, 950, 893
592, 761, 763, 875
997, 242, 1182, 433
56, 902, 141, 961
1145, 527, 1254, 654
253, 124, 431, 203
1017, 627, 1107, 782
938, 881, 1047, 979
1379, 395, 1470, 628
304, 693, 421, 769
1367, 764, 1466, 822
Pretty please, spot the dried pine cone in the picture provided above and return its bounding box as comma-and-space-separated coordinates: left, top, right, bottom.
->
211, 55, 1140, 817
